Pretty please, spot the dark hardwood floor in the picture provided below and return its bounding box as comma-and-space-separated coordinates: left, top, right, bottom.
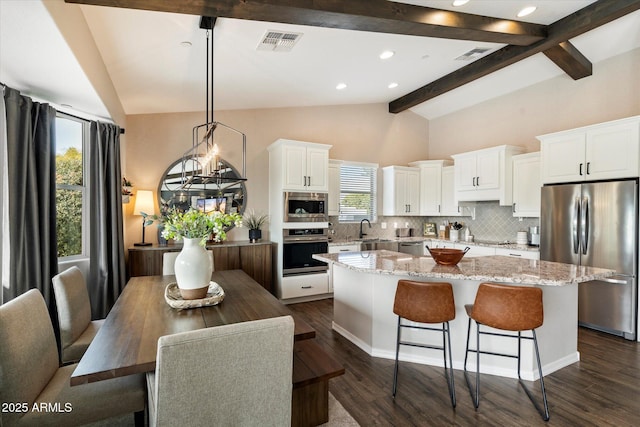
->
288, 298, 640, 426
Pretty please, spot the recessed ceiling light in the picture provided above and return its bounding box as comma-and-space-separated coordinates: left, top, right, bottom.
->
388, 82, 398, 89
379, 50, 395, 60
180, 41, 192, 48
452, 0, 469, 6
336, 83, 347, 90
517, 6, 537, 18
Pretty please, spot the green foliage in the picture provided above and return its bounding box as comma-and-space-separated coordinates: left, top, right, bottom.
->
55, 148, 83, 257
145, 208, 243, 245
242, 210, 269, 230
342, 193, 371, 211
56, 148, 82, 185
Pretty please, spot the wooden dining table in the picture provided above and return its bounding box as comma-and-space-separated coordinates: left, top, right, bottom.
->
70, 269, 316, 386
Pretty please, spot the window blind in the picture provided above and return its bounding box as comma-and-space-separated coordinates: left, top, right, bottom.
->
339, 163, 377, 222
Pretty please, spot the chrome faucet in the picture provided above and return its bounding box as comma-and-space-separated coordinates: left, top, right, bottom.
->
359, 219, 371, 239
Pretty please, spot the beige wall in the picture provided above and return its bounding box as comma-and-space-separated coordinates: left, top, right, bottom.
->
428, 47, 640, 159
123, 103, 428, 247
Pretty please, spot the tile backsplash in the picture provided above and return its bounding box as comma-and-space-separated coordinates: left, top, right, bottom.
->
329, 201, 539, 243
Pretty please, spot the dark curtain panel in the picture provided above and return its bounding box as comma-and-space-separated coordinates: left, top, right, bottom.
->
88, 121, 125, 318
2, 86, 58, 317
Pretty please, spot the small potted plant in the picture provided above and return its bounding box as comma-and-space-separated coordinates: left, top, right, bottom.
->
243, 210, 269, 243
121, 177, 133, 195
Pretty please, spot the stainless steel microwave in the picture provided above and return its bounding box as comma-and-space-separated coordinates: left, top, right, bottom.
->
283, 192, 328, 222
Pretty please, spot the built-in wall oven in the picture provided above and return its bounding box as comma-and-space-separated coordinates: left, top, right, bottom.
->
283, 192, 328, 223
282, 228, 329, 276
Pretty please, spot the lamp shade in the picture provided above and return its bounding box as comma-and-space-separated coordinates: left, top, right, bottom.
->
133, 190, 156, 216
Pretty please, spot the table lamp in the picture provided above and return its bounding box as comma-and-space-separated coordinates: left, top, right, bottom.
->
133, 190, 156, 246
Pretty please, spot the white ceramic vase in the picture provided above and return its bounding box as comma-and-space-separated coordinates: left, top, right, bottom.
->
174, 237, 213, 300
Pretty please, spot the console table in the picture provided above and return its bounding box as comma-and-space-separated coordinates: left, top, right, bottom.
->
128, 241, 275, 294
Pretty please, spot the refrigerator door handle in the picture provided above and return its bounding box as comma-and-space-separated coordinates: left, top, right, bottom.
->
573, 197, 580, 254
601, 277, 631, 285
581, 196, 589, 255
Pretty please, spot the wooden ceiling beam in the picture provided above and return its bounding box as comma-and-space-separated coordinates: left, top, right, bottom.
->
389, 0, 640, 113
543, 41, 592, 80
64, 0, 546, 45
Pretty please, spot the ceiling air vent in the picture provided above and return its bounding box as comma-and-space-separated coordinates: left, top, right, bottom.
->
455, 47, 492, 61
257, 30, 303, 52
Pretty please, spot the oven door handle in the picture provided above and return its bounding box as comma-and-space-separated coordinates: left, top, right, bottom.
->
283, 239, 329, 243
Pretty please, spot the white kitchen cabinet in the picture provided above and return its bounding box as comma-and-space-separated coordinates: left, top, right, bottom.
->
457, 244, 495, 257
440, 166, 461, 216
280, 272, 329, 299
512, 152, 541, 218
452, 145, 524, 206
539, 116, 640, 184
268, 139, 331, 192
409, 160, 453, 216
382, 166, 420, 216
328, 160, 341, 216
328, 243, 361, 253
495, 247, 540, 260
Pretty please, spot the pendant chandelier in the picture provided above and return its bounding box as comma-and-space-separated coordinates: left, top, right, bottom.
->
178, 16, 247, 190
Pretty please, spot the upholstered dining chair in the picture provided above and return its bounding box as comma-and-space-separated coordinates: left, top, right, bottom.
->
147, 316, 295, 427
0, 289, 145, 426
52, 266, 105, 364
162, 250, 214, 275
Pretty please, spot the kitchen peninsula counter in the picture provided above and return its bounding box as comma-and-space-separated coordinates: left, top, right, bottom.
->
314, 250, 612, 285
313, 250, 614, 380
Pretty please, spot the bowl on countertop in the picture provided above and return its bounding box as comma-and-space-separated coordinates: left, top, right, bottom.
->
426, 245, 470, 266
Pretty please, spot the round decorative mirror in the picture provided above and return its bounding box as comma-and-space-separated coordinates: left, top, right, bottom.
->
157, 156, 246, 227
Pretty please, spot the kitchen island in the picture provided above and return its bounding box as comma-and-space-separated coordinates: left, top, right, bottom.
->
313, 250, 614, 380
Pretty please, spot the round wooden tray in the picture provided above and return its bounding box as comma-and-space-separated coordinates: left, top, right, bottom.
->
164, 281, 225, 310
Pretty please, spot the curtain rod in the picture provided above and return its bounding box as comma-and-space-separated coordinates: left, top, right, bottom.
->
58, 109, 125, 134
1, 82, 125, 134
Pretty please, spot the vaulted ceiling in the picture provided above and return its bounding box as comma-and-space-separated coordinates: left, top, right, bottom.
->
2, 1, 640, 120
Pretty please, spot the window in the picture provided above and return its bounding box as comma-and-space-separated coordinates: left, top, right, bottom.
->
338, 162, 377, 223
55, 114, 89, 259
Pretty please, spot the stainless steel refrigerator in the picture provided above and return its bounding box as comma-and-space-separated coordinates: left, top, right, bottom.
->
540, 179, 638, 340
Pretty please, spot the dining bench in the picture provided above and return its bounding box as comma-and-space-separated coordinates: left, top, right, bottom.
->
292, 339, 345, 426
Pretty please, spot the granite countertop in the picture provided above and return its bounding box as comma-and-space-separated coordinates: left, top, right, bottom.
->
328, 236, 425, 246
313, 250, 614, 286
427, 237, 540, 252
328, 236, 540, 252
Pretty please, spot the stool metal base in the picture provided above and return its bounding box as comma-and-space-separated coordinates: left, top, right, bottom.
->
463, 318, 550, 421
392, 317, 456, 408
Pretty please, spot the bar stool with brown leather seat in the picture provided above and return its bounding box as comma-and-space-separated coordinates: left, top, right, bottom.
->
464, 282, 550, 421
392, 280, 456, 407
